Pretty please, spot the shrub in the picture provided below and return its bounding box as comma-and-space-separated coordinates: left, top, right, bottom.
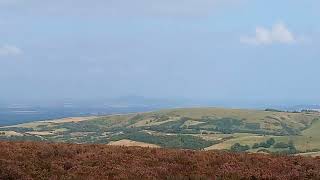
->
252, 143, 260, 149
266, 138, 275, 146
230, 143, 250, 152
265, 108, 283, 112
251, 138, 275, 149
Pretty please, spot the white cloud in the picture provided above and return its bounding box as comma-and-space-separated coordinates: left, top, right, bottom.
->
0, 45, 22, 56
240, 23, 297, 45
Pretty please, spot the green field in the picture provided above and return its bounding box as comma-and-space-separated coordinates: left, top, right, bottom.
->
1, 107, 319, 155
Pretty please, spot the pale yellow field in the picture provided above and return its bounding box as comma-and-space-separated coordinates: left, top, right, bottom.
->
205, 134, 271, 150
0, 131, 24, 137
70, 132, 96, 137
182, 120, 206, 127
42, 117, 98, 123
1, 116, 98, 129
25, 131, 54, 136
297, 151, 320, 157
108, 139, 160, 148
131, 117, 180, 127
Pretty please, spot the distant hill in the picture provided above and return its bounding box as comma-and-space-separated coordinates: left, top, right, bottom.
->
1, 141, 320, 179
1, 107, 320, 155
0, 96, 188, 126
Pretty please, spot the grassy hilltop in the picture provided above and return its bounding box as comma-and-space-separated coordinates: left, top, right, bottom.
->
1, 107, 320, 155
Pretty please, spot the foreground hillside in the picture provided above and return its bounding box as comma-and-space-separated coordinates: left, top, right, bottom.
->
1, 107, 320, 155
0, 141, 320, 179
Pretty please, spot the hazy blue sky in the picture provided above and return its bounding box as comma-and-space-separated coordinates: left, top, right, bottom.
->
0, 0, 319, 104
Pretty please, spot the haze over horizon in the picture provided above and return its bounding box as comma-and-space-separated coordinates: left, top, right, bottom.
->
1, 0, 320, 106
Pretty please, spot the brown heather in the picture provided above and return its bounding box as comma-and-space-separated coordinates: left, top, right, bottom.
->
0, 141, 320, 180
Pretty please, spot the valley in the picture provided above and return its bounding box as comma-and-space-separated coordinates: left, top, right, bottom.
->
1, 107, 320, 156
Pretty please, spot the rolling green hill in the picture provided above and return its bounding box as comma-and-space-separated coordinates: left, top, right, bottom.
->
1, 107, 320, 155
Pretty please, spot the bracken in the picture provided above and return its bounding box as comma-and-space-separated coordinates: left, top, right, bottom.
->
0, 141, 320, 180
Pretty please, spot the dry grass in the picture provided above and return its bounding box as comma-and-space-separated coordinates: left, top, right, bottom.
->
108, 139, 160, 148
205, 134, 270, 150
1, 116, 98, 129
42, 116, 98, 124
0, 131, 23, 137
298, 151, 320, 157
25, 131, 54, 136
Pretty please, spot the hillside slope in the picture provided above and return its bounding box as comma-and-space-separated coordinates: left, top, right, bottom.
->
1, 141, 320, 179
1, 107, 319, 154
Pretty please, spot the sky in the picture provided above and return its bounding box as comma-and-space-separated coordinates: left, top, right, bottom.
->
0, 0, 320, 105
